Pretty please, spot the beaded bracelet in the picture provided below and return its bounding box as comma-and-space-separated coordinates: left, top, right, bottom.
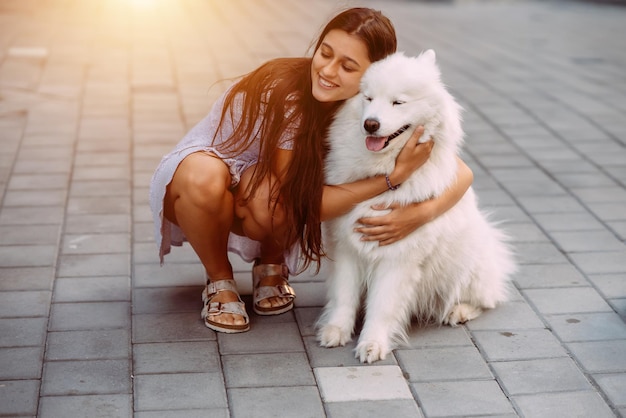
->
385, 175, 400, 191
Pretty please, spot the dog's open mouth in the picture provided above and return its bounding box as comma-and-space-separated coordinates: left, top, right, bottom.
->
365, 124, 411, 152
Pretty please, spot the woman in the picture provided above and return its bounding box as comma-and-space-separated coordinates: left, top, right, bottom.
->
150, 8, 473, 333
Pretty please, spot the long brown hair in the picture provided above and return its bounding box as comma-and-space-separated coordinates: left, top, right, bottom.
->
214, 8, 397, 272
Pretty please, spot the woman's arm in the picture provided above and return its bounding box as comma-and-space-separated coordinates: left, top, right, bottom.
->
320, 126, 433, 221
355, 156, 473, 245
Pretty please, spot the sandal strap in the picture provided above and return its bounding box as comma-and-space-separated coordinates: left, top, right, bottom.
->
201, 279, 249, 325
206, 300, 248, 318
205, 279, 239, 299
254, 283, 295, 301
252, 263, 289, 287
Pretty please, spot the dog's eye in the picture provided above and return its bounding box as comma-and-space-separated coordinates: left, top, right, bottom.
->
364, 96, 372, 102
392, 100, 405, 106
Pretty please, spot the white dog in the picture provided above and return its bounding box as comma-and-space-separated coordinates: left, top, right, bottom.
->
317, 50, 516, 363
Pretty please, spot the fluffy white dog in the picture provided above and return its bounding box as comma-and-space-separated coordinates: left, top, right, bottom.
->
317, 50, 516, 364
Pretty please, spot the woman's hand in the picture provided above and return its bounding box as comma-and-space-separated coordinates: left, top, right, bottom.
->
355, 201, 434, 246
387, 126, 433, 187
356, 157, 474, 246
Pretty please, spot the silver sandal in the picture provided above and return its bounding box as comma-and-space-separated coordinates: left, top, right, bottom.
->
252, 262, 296, 316
201, 279, 250, 333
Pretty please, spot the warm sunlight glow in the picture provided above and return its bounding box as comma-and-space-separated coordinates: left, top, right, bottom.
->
130, 0, 157, 10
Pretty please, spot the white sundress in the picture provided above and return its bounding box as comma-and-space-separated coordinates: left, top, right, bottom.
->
148, 88, 302, 273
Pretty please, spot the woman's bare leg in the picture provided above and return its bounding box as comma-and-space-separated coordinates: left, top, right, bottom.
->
235, 167, 293, 309
163, 152, 245, 327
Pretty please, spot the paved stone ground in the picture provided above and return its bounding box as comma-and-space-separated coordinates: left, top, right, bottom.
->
0, 0, 625, 417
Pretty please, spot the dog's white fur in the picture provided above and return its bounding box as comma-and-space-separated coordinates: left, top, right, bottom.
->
317, 50, 516, 363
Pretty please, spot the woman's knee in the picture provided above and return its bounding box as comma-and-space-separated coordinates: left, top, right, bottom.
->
172, 153, 232, 209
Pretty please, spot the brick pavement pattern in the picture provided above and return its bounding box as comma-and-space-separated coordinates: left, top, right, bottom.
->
0, 0, 625, 417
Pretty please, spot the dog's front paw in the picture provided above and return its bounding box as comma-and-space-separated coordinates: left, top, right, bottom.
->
355, 340, 389, 364
445, 303, 483, 326
318, 324, 352, 348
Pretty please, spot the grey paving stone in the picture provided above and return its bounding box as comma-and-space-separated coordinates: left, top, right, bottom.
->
0, 224, 60, 245
396, 346, 492, 382
134, 222, 156, 243
0, 379, 40, 416
228, 386, 325, 418
61, 233, 130, 254
556, 173, 617, 189
405, 324, 474, 348
611, 298, 626, 321
223, 352, 315, 388
466, 301, 544, 330
65, 213, 131, 234
523, 287, 613, 315
57, 253, 130, 277
545, 312, 626, 342
73, 151, 129, 166
294, 306, 322, 337
532, 212, 606, 233
608, 220, 626, 241
501, 179, 568, 198
7, 173, 69, 190
73, 166, 129, 181
589, 273, 626, 299
0, 317, 48, 347
132, 286, 202, 314
412, 380, 514, 417
13, 158, 71, 174
133, 341, 220, 374
514, 263, 589, 289
41, 359, 131, 396
325, 400, 423, 418
67, 196, 130, 215
514, 242, 570, 265
0, 206, 63, 227
0, 290, 51, 318
39, 394, 133, 418
548, 229, 625, 252
132, 312, 215, 343
491, 357, 593, 396
217, 321, 304, 355
53, 276, 130, 302
49, 302, 130, 331
487, 204, 533, 224
594, 373, 626, 409
292, 281, 326, 308
135, 410, 228, 418
504, 222, 550, 243
0, 244, 57, 267
516, 195, 587, 214
569, 250, 626, 275
0, 346, 43, 379
46, 329, 130, 361
315, 365, 413, 402
513, 391, 616, 418
0, 266, 55, 291
134, 372, 227, 411
567, 340, 626, 373
472, 329, 568, 361
133, 262, 205, 287
70, 179, 131, 197
133, 241, 198, 264
588, 202, 626, 222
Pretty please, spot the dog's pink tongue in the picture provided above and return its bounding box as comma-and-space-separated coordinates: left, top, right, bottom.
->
366, 136, 386, 152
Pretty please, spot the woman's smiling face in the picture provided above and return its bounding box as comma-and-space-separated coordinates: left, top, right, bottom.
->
311, 29, 372, 103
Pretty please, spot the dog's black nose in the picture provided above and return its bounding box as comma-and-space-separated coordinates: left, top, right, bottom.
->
364, 119, 380, 134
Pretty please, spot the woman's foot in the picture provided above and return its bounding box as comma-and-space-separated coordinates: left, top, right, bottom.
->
201, 279, 250, 333
252, 261, 296, 315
